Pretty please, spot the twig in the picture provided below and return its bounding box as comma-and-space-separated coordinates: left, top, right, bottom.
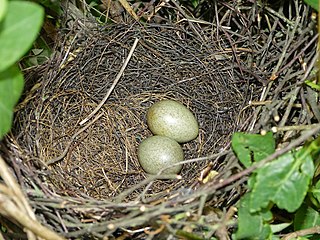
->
281, 226, 320, 240
0, 193, 65, 240
208, 125, 320, 191
275, 34, 318, 77
270, 16, 300, 80
0, 156, 37, 240
170, 0, 205, 43
215, 206, 237, 240
160, 150, 231, 171
279, 86, 301, 127
306, 86, 320, 122
80, 38, 139, 126
271, 123, 320, 133
140, 150, 230, 203
172, 125, 320, 204
118, 0, 139, 21
258, 4, 295, 27
114, 174, 181, 203
0, 156, 65, 240
298, 51, 319, 85
47, 113, 103, 165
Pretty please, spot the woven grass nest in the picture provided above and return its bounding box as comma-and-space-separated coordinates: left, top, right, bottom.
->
1, 1, 318, 239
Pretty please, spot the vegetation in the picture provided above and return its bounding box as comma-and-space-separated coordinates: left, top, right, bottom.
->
0, 0, 43, 138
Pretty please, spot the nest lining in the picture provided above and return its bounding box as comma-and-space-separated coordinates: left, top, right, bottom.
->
13, 24, 256, 200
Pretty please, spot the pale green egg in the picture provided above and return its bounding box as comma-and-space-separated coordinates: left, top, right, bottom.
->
137, 136, 184, 174
147, 100, 199, 143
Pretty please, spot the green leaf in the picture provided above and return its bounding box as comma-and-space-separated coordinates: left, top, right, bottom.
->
0, 1, 44, 72
270, 222, 291, 233
235, 193, 273, 239
304, 0, 318, 11
305, 80, 320, 91
250, 148, 314, 213
0, 0, 7, 22
310, 179, 320, 207
0, 65, 24, 139
36, 0, 62, 15
232, 132, 275, 168
294, 203, 320, 230
175, 230, 205, 240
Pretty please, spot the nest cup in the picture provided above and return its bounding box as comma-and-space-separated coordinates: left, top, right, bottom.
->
12, 23, 255, 201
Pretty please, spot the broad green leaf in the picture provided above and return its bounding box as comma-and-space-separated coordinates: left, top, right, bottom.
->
0, 65, 24, 139
304, 0, 318, 11
250, 149, 314, 213
232, 132, 275, 168
294, 203, 320, 230
0, 0, 7, 22
0, 1, 44, 71
235, 193, 273, 239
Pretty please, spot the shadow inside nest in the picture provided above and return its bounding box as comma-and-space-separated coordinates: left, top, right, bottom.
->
13, 23, 261, 201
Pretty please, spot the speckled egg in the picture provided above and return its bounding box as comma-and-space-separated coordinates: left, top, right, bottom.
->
137, 136, 184, 174
147, 100, 199, 143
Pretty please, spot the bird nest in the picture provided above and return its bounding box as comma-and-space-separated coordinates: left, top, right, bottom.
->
0, 1, 318, 239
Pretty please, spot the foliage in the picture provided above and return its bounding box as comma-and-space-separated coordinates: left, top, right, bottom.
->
232, 133, 320, 239
0, 0, 44, 139
294, 203, 320, 230
305, 80, 320, 91
304, 0, 318, 11
232, 132, 275, 168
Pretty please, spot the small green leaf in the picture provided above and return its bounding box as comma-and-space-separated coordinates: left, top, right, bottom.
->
235, 193, 273, 239
0, 0, 7, 22
0, 1, 44, 71
191, 0, 199, 8
232, 132, 275, 168
250, 149, 314, 213
175, 230, 205, 240
305, 80, 320, 91
270, 222, 292, 233
304, 0, 318, 11
294, 203, 320, 231
0, 65, 24, 139
310, 179, 320, 206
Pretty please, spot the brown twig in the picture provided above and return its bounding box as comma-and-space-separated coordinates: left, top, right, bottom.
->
281, 226, 320, 240
118, 0, 139, 21
47, 112, 104, 165
0, 156, 65, 240
79, 38, 139, 125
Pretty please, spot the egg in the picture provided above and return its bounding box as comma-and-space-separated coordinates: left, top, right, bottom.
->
137, 136, 184, 174
147, 100, 199, 143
